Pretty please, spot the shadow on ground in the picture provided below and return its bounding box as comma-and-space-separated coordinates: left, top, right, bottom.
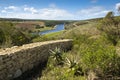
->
13, 60, 48, 80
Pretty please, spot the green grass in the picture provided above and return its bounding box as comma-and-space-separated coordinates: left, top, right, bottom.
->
32, 30, 65, 42
38, 23, 120, 80
32, 21, 120, 80
44, 30, 65, 38
40, 49, 86, 80
35, 27, 54, 32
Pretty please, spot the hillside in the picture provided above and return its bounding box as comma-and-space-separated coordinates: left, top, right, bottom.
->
33, 14, 120, 80
0, 13, 120, 80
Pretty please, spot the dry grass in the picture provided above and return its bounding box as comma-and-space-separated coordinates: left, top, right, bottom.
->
63, 22, 101, 39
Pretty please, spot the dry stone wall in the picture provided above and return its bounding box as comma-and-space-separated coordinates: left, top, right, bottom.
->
0, 39, 73, 80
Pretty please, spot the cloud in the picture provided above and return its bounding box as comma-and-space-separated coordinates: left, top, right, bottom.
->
91, 0, 98, 3
0, 5, 110, 20
1, 10, 7, 13
0, 5, 74, 20
5, 6, 18, 10
77, 6, 109, 19
38, 8, 73, 19
1, 6, 18, 13
116, 3, 120, 11
24, 7, 38, 14
22, 6, 74, 19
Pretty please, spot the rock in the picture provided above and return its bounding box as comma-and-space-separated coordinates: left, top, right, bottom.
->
14, 69, 22, 78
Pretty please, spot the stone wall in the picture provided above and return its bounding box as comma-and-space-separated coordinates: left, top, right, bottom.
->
0, 39, 73, 80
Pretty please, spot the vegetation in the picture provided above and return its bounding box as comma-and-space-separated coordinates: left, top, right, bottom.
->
32, 31, 65, 42
34, 27, 53, 32
0, 20, 69, 48
0, 21, 38, 48
50, 47, 64, 65
0, 11, 120, 80
36, 12, 120, 80
39, 34, 120, 79
98, 11, 120, 46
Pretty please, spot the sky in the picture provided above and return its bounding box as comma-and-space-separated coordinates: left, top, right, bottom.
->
0, 0, 120, 20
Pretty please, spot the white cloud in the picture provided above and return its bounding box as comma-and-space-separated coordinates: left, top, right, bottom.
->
5, 6, 18, 10
38, 8, 74, 19
1, 10, 7, 13
24, 7, 38, 14
77, 6, 109, 19
116, 3, 120, 11
1, 6, 18, 13
0, 5, 110, 20
12, 8, 73, 20
0, 5, 74, 20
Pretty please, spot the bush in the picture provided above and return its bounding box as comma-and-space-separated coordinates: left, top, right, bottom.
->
0, 21, 35, 48
79, 38, 120, 78
0, 28, 5, 45
11, 29, 31, 46
98, 11, 120, 46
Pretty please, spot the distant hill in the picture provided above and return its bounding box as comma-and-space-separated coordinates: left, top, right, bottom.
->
0, 16, 119, 23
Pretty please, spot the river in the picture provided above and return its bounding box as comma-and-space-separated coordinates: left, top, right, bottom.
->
40, 24, 64, 35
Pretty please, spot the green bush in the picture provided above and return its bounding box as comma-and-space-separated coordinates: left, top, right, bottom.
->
79, 38, 120, 77
98, 11, 120, 46
11, 29, 31, 46
0, 28, 5, 45
0, 21, 35, 48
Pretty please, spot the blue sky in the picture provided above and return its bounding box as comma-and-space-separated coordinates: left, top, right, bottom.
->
0, 0, 120, 20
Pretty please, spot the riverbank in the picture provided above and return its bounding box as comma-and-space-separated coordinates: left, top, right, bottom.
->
34, 27, 54, 32
44, 30, 65, 38
40, 24, 64, 35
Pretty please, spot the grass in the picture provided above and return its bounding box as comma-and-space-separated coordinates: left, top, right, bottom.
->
44, 30, 65, 38
32, 30, 65, 42
34, 27, 54, 32
32, 21, 120, 80
1, 15, 120, 80
65, 22, 100, 36
40, 50, 86, 80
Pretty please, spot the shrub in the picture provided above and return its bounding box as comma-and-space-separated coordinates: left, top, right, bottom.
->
11, 29, 31, 46
79, 38, 120, 78
0, 21, 35, 48
65, 55, 84, 76
98, 11, 120, 46
0, 28, 5, 45
50, 47, 64, 65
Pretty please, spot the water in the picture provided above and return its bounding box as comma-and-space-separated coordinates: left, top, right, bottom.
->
40, 24, 64, 35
